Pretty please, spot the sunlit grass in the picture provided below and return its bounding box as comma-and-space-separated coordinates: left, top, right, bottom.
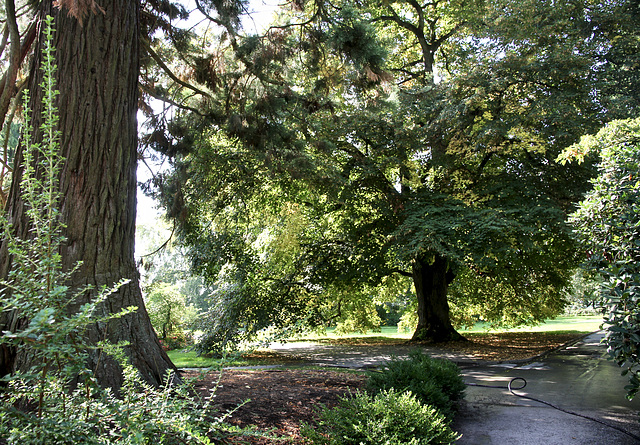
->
459, 314, 604, 334
166, 348, 302, 369
292, 315, 603, 340
166, 350, 221, 369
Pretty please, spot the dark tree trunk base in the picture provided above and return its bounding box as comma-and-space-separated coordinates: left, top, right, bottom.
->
411, 254, 465, 344
410, 327, 466, 343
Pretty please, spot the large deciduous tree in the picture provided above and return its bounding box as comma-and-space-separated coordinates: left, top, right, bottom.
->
142, 0, 636, 346
0, 1, 176, 388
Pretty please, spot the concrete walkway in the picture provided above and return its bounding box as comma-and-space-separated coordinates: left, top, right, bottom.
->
270, 332, 640, 444
269, 339, 480, 367
454, 332, 640, 444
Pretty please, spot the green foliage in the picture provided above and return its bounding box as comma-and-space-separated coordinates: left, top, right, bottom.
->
588, 0, 640, 120
164, 129, 401, 353
136, 220, 215, 315
365, 351, 465, 420
448, 266, 569, 329
561, 270, 603, 315
560, 118, 640, 398
301, 389, 459, 445
328, 5, 388, 75
145, 281, 198, 342
0, 360, 244, 445
376, 302, 404, 326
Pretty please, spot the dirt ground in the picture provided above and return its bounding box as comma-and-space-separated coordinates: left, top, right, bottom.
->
183, 332, 584, 444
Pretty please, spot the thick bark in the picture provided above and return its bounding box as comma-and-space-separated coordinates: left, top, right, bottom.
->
411, 254, 464, 342
0, 1, 176, 389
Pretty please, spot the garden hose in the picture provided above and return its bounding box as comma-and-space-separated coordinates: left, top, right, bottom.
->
466, 377, 640, 442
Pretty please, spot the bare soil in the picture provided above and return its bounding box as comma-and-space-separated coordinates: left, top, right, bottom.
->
183, 332, 584, 444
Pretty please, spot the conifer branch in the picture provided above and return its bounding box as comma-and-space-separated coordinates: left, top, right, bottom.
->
140, 84, 206, 116
0, 20, 36, 129
0, 0, 22, 132
53, 0, 105, 26
142, 39, 213, 100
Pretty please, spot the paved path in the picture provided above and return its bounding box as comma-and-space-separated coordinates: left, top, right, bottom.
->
454, 332, 640, 444
269, 340, 480, 367
270, 333, 640, 444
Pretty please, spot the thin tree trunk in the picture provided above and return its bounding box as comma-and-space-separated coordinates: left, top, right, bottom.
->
0, 0, 176, 389
411, 254, 464, 342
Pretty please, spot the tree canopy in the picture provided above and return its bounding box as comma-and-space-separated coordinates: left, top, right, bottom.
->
134, 0, 639, 349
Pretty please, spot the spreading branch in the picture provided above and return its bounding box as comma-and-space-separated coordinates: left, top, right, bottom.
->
142, 39, 213, 100
139, 83, 207, 116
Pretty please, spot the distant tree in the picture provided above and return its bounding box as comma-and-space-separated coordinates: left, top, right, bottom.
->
145, 282, 197, 341
136, 220, 214, 313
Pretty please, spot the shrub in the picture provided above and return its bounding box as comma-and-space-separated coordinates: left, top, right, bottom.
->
560, 118, 640, 398
366, 351, 465, 419
161, 329, 195, 350
0, 357, 245, 445
301, 389, 459, 445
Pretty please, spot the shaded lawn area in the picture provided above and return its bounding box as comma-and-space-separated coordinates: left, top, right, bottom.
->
170, 331, 596, 368
440, 331, 587, 361
278, 332, 587, 361
169, 315, 603, 367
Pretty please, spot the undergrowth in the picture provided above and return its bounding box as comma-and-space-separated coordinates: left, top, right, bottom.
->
366, 350, 466, 420
302, 389, 459, 445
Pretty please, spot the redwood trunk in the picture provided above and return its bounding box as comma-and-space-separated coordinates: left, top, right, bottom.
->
0, 1, 176, 389
411, 254, 464, 342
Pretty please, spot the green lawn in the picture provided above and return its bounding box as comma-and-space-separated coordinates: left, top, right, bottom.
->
459, 314, 603, 334
295, 315, 604, 339
165, 349, 289, 369
168, 315, 604, 368
166, 350, 222, 369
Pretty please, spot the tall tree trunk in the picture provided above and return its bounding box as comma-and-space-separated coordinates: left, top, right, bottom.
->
0, 1, 176, 389
411, 254, 464, 342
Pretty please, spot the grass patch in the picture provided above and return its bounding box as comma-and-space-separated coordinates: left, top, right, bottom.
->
459, 315, 603, 334
167, 349, 304, 369
167, 350, 221, 368
291, 315, 603, 343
